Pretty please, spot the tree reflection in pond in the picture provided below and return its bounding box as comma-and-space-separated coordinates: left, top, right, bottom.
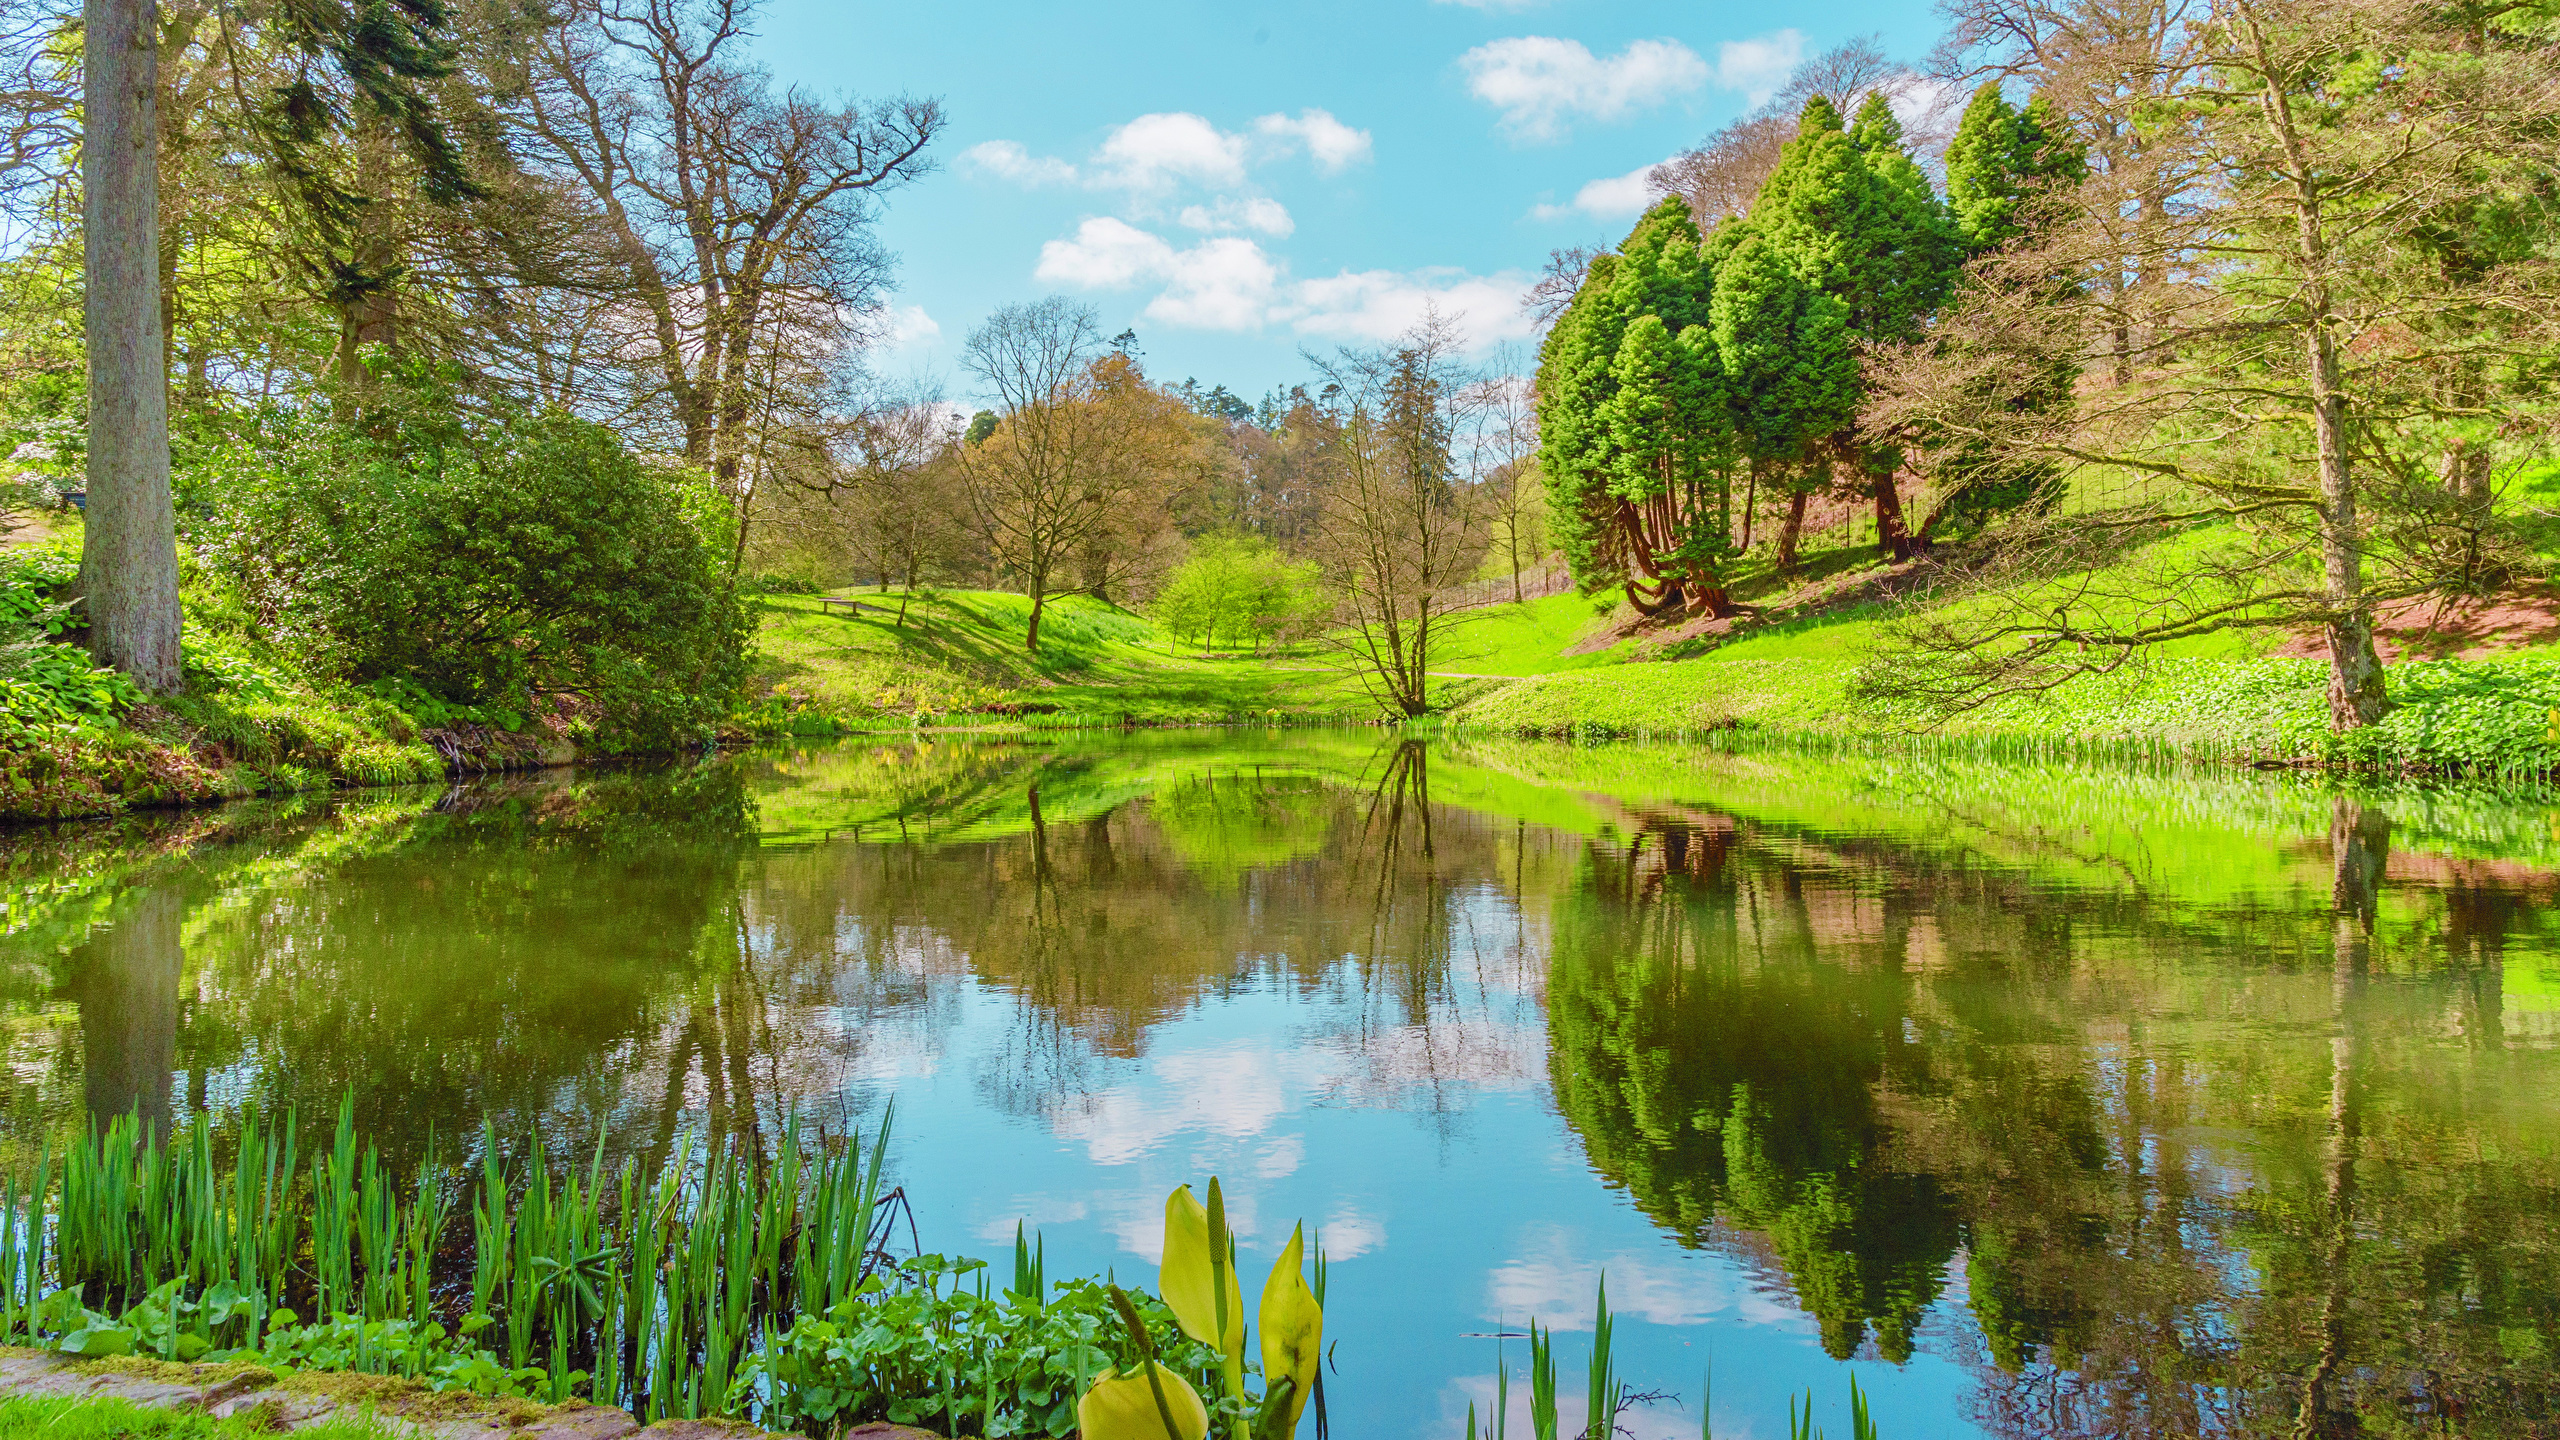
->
5, 736, 2560, 1438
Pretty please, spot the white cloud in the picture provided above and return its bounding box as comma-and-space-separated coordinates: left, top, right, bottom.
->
1286, 267, 1539, 347
969, 110, 1369, 202
961, 139, 1078, 186
1459, 36, 1709, 142
1036, 218, 1534, 351
1888, 74, 1961, 135
1036, 219, 1282, 331
1712, 29, 1806, 107
1530, 158, 1669, 222
875, 304, 941, 351
1094, 112, 1251, 192
1251, 109, 1375, 173
1178, 196, 1296, 237
1035, 217, 1175, 290
1152, 237, 1287, 330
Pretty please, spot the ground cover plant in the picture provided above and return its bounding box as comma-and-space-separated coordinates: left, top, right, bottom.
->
0, 1394, 413, 1440
0, 1101, 1365, 1439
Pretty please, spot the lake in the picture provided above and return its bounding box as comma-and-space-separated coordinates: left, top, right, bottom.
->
4, 731, 2557, 1438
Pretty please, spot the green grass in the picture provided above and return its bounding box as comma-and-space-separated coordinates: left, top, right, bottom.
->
1430, 591, 1633, 676
748, 589, 1385, 727
0, 1394, 405, 1440
1452, 643, 2560, 773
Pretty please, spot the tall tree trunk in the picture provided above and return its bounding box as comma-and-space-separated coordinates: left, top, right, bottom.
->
1025, 578, 1045, 653
2248, 19, 2388, 731
1869, 466, 1914, 562
83, 0, 183, 692
1775, 488, 1809, 572
1738, 459, 1760, 553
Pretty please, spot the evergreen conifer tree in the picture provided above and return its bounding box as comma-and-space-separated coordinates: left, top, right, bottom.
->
1709, 231, 1858, 571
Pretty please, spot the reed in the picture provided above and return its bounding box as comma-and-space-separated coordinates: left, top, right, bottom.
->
1583, 1273, 1620, 1440
0, 1098, 901, 1423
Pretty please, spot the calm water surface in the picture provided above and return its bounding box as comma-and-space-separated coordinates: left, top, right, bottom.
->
5, 732, 2559, 1439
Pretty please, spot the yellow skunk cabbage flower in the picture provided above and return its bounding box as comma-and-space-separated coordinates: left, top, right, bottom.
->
1160, 1181, 1247, 1386
1079, 1362, 1210, 1440
1258, 1223, 1323, 1432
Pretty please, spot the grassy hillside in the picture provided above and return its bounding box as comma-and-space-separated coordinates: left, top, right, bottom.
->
1443, 525, 2560, 774
742, 540, 2560, 775
747, 589, 1388, 727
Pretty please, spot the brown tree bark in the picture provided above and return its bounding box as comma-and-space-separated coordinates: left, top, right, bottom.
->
1774, 489, 1809, 572
82, 0, 184, 692
2246, 13, 2390, 730
1870, 466, 1915, 562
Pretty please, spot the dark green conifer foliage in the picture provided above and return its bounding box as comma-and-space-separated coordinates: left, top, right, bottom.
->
1537, 199, 1716, 605
1709, 231, 1858, 569
1599, 315, 1741, 614
1943, 85, 2085, 255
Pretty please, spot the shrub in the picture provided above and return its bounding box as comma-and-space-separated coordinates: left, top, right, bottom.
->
200, 410, 749, 746
1151, 535, 1327, 653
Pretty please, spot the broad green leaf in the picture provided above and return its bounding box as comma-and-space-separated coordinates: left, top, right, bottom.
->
1257, 1224, 1323, 1434
1078, 1362, 1208, 1440
1157, 1184, 1242, 1359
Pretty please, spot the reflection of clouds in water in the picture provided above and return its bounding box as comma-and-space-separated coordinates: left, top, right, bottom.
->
1051, 1042, 1290, 1164
1305, 1017, 1546, 1105
844, 1028, 940, 1082
1317, 1205, 1385, 1259
971, 1195, 1092, 1243
1257, 1132, 1304, 1178
1100, 1184, 1267, 1262
1444, 1375, 1703, 1440
1486, 1225, 1779, 1330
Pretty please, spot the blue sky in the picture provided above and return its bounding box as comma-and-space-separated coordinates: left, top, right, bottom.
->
752, 0, 1947, 403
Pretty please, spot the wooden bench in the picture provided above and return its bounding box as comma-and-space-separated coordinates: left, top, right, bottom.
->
816, 595, 891, 616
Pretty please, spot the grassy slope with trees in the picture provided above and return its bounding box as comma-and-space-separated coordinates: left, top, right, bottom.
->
3, 0, 2558, 822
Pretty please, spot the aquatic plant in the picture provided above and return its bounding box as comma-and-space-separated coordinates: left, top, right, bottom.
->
1078, 1177, 1327, 1440
0, 1100, 903, 1425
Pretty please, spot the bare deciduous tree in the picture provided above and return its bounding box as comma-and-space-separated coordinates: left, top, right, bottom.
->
1464, 361, 1545, 604
841, 395, 965, 626
959, 298, 1184, 652
1308, 311, 1490, 717
1866, 0, 2560, 732
501, 0, 941, 485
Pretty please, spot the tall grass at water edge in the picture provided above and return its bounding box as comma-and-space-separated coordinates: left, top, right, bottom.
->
0, 1096, 891, 1423
1463, 1276, 1884, 1440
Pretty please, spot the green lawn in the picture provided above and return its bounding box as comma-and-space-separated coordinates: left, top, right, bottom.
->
749, 589, 1381, 725
1430, 591, 1633, 675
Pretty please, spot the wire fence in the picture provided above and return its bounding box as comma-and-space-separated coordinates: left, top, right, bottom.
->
1436, 558, 1575, 613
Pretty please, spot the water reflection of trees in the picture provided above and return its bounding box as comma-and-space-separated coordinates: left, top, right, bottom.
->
19, 736, 2560, 1437
1544, 798, 2560, 1436
741, 740, 1556, 1137
1, 766, 763, 1161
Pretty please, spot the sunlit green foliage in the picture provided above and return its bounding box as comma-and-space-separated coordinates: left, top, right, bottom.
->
198, 409, 746, 748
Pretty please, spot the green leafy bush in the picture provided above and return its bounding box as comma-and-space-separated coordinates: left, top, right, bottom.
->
199, 410, 749, 746
734, 1258, 1214, 1439
0, 543, 142, 748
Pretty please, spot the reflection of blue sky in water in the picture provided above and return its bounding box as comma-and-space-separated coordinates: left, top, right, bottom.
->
869, 969, 1971, 1440
27, 738, 2560, 1439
